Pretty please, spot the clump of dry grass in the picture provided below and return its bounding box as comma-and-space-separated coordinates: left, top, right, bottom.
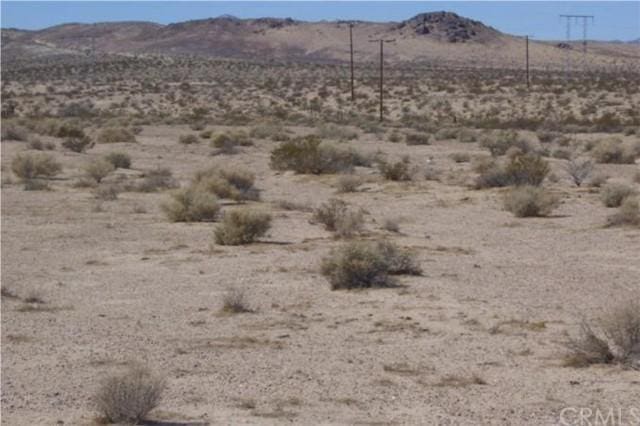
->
162, 186, 220, 222
312, 199, 364, 238
193, 167, 259, 201
95, 365, 165, 424
565, 300, 640, 368
600, 183, 637, 208
503, 186, 559, 217
320, 240, 420, 290
214, 209, 271, 245
221, 287, 253, 314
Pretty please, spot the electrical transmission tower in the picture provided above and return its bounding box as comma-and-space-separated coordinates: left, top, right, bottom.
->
559, 15, 594, 77
368, 38, 395, 122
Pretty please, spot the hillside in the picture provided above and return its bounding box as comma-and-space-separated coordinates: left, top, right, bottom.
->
2, 11, 639, 70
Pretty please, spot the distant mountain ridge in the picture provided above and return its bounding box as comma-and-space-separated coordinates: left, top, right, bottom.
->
2, 11, 639, 70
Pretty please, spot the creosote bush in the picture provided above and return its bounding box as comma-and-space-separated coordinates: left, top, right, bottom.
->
162, 186, 220, 222
214, 209, 271, 245
503, 186, 559, 217
211, 131, 252, 153
97, 127, 137, 144
566, 300, 640, 368
193, 167, 259, 201
321, 240, 420, 290
607, 197, 640, 227
378, 158, 412, 181
11, 153, 62, 181
105, 152, 132, 169
95, 365, 165, 424
480, 131, 530, 157
270, 135, 367, 174
84, 159, 115, 183
474, 154, 549, 189
600, 183, 637, 208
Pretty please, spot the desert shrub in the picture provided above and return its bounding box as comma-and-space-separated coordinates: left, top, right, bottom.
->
214, 209, 271, 245
600, 183, 637, 208
457, 128, 477, 143
387, 130, 402, 143
320, 240, 420, 290
199, 130, 213, 139
11, 153, 61, 180
193, 167, 258, 201
503, 186, 559, 217
105, 152, 131, 169
590, 138, 636, 164
270, 135, 366, 174
162, 186, 220, 222
94, 184, 120, 201
480, 131, 531, 157
54, 122, 85, 139
536, 130, 559, 144
24, 180, 51, 191
312, 199, 364, 238
62, 136, 94, 153
136, 167, 178, 192
95, 365, 165, 424
382, 217, 400, 233
221, 287, 253, 314
378, 158, 411, 181
178, 134, 199, 145
589, 173, 609, 188
97, 127, 136, 144
317, 124, 358, 141
634, 171, 640, 185
450, 152, 471, 163
503, 154, 549, 186
435, 127, 458, 140
607, 197, 640, 227
28, 137, 54, 151
565, 158, 593, 187
566, 300, 640, 367
1, 123, 28, 141
473, 158, 511, 189
552, 148, 572, 160
321, 242, 393, 290
405, 132, 431, 145
336, 174, 362, 193
84, 159, 115, 183
211, 131, 252, 151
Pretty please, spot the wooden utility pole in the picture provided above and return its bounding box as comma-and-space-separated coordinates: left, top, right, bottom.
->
525, 35, 530, 89
369, 38, 395, 122
349, 23, 355, 102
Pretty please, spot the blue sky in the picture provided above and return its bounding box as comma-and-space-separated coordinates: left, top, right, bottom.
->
1, 1, 639, 41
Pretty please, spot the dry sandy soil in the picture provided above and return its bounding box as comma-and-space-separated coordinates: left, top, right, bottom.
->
1, 57, 640, 425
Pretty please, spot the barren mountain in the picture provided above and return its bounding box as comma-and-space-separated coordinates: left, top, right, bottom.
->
2, 11, 639, 70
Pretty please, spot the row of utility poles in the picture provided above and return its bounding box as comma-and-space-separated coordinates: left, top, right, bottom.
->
348, 16, 592, 121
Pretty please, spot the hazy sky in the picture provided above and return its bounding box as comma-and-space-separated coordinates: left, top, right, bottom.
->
2, 1, 639, 41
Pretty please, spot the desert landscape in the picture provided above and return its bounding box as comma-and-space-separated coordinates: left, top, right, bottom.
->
1, 7, 640, 426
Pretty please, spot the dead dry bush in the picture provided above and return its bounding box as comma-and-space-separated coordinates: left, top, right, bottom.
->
565, 158, 593, 187
221, 287, 253, 314
162, 186, 220, 222
312, 199, 364, 238
95, 365, 166, 424
214, 209, 271, 245
193, 167, 259, 201
270, 135, 367, 174
321, 240, 420, 290
503, 186, 559, 217
566, 300, 640, 368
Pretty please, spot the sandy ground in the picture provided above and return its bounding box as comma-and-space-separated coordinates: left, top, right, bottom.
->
1, 122, 639, 425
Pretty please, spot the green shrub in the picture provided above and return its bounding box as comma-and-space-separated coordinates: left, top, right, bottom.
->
11, 153, 61, 180
193, 167, 258, 201
105, 152, 131, 169
162, 186, 220, 222
270, 135, 366, 174
320, 240, 420, 290
95, 365, 165, 424
503, 186, 559, 217
600, 183, 637, 208
214, 209, 271, 245
178, 134, 199, 145
607, 197, 640, 227
97, 127, 136, 144
62, 136, 94, 153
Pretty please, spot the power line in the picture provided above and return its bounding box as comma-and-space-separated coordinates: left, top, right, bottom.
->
560, 14, 594, 78
368, 38, 395, 122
